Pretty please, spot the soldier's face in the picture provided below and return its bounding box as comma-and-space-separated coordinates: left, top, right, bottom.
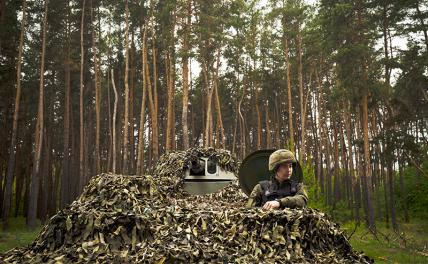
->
276, 162, 293, 181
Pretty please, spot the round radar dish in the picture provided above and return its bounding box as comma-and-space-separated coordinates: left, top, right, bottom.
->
238, 149, 303, 196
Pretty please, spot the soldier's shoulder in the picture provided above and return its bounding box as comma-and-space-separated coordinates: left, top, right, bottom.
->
295, 181, 306, 188
259, 180, 270, 185
259, 180, 272, 190
291, 179, 302, 185
250, 183, 262, 193
253, 183, 262, 189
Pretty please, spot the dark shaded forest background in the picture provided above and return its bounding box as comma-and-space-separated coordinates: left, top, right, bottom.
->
0, 0, 427, 232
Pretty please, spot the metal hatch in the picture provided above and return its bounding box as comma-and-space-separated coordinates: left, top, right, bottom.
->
238, 149, 303, 196
184, 156, 236, 195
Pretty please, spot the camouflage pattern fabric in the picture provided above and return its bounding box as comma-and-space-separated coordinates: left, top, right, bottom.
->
0, 148, 372, 264
268, 149, 296, 171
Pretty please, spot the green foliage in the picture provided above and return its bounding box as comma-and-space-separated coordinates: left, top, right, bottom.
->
301, 158, 316, 201
310, 161, 428, 225
396, 161, 428, 218
393, 44, 428, 122
308, 162, 428, 263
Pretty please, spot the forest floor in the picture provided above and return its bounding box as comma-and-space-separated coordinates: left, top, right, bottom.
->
343, 218, 428, 263
0, 217, 41, 253
1, 216, 427, 263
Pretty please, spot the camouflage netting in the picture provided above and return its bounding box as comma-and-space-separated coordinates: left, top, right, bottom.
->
0, 147, 372, 263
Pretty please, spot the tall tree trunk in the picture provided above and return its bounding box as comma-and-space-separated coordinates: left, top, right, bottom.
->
181, 0, 191, 150
355, 113, 365, 224
166, 10, 177, 153
317, 69, 331, 205
14, 150, 25, 217
39, 112, 51, 223
129, 33, 136, 174
382, 158, 390, 228
49, 163, 60, 216
189, 60, 194, 144
398, 158, 409, 222
361, 94, 375, 230
382, 3, 390, 85
284, 36, 294, 151
255, 85, 261, 150
238, 75, 246, 159
356, 110, 370, 223
144, 44, 154, 163
232, 99, 238, 154
84, 109, 91, 184
44, 72, 54, 219
332, 119, 341, 207
122, 0, 130, 174
2, 0, 27, 229
297, 26, 305, 161
339, 119, 351, 209
274, 98, 281, 148
23, 158, 31, 217
148, 121, 152, 168
310, 92, 320, 199
61, 0, 71, 209
137, 24, 147, 175
344, 103, 357, 220
172, 84, 176, 150
91, 0, 101, 174
265, 104, 271, 148
203, 58, 214, 147
213, 54, 224, 148
315, 69, 324, 195
146, 31, 159, 162
373, 112, 383, 220
27, 0, 48, 229
357, 0, 376, 231
152, 36, 159, 161
71, 108, 79, 199
111, 69, 118, 173
145, 30, 158, 163
166, 51, 175, 153
324, 118, 332, 205
165, 53, 171, 151
387, 158, 398, 230
107, 49, 113, 172
201, 70, 206, 146
79, 0, 86, 192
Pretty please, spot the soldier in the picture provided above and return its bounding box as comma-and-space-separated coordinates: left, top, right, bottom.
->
247, 149, 308, 210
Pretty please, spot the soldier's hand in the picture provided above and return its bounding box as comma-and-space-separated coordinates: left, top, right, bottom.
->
262, 201, 280, 210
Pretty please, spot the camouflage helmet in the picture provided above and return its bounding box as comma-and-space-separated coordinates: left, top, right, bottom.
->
268, 149, 296, 171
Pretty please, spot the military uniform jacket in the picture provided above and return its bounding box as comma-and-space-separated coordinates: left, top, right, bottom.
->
247, 177, 308, 209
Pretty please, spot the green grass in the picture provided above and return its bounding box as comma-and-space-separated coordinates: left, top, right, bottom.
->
342, 219, 428, 263
0, 217, 41, 254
